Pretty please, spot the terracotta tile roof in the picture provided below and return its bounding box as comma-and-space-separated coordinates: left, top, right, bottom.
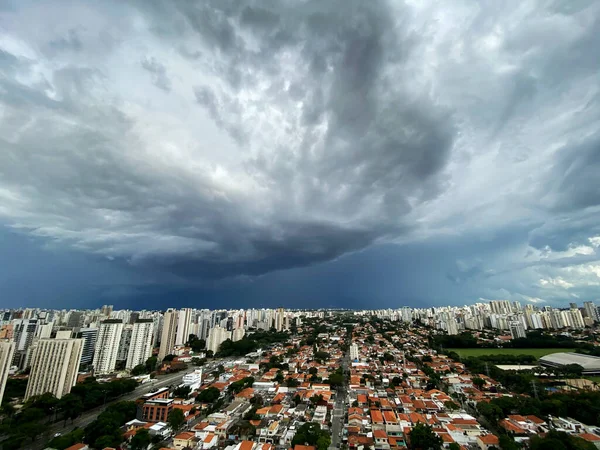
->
239, 440, 256, 450
374, 430, 388, 439
479, 435, 499, 445
174, 431, 195, 440
579, 434, 600, 442
371, 409, 384, 423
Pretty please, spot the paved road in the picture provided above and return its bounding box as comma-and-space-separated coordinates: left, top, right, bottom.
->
30, 368, 196, 450
329, 353, 349, 449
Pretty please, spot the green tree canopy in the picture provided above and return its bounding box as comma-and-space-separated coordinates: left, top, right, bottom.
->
131, 428, 151, 450
167, 408, 185, 431
409, 422, 443, 450
291, 422, 331, 450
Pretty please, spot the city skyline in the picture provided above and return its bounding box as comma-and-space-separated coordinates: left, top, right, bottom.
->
1, 1, 600, 309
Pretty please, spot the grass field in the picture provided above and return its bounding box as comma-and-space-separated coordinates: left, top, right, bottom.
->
446, 348, 575, 359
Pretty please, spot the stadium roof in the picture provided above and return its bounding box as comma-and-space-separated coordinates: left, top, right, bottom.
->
539, 352, 600, 373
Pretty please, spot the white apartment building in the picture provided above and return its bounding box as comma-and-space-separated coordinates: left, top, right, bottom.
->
25, 337, 83, 400
93, 319, 124, 374
175, 308, 192, 346
207, 326, 231, 354
126, 319, 154, 370
232, 328, 245, 342
0, 340, 15, 405
159, 309, 178, 361
350, 343, 359, 361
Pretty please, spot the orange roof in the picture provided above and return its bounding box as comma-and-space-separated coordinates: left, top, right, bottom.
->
294, 446, 316, 450
371, 409, 384, 423
499, 419, 527, 435
65, 445, 87, 450
526, 415, 545, 424
357, 394, 367, 403
439, 433, 455, 443
479, 435, 499, 445
374, 430, 388, 439
204, 433, 216, 443
383, 411, 398, 423
239, 441, 255, 450
174, 431, 195, 440
579, 434, 600, 442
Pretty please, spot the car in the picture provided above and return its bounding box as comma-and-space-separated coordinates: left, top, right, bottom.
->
53, 432, 62, 438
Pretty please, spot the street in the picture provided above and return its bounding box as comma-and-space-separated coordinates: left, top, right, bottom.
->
329, 352, 349, 450
28, 367, 196, 450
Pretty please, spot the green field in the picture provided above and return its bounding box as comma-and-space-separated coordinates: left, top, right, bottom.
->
446, 348, 575, 359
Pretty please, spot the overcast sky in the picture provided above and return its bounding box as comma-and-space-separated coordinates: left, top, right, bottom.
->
1, 0, 600, 310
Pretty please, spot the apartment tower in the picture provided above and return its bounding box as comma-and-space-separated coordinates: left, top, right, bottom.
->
25, 337, 83, 400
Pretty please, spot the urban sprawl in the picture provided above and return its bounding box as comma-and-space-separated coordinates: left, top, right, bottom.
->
1, 301, 600, 450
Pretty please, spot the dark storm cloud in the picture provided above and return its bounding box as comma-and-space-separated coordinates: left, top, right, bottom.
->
1, 0, 600, 307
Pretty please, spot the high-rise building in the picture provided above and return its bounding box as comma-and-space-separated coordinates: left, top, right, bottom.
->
583, 302, 599, 322
126, 319, 154, 370
25, 337, 83, 400
232, 327, 245, 342
350, 343, 359, 361
509, 321, 527, 339
117, 326, 133, 363
93, 319, 124, 374
275, 308, 285, 332
175, 308, 192, 346
158, 309, 178, 361
207, 326, 231, 354
0, 340, 16, 405
12, 319, 38, 368
78, 328, 98, 368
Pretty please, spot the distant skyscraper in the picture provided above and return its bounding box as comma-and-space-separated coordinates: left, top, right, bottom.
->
25, 337, 83, 400
509, 321, 527, 339
126, 319, 154, 370
207, 326, 231, 354
0, 340, 15, 405
93, 319, 124, 374
78, 328, 98, 369
12, 319, 38, 369
176, 308, 192, 346
158, 309, 178, 361
583, 302, 598, 322
117, 326, 133, 363
275, 308, 285, 332
232, 327, 245, 342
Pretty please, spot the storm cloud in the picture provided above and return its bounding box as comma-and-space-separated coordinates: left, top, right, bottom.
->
1, 0, 600, 307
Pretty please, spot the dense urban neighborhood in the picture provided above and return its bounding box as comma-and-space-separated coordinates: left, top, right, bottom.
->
2, 303, 600, 450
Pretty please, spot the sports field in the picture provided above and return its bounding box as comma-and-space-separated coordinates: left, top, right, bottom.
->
446, 348, 575, 359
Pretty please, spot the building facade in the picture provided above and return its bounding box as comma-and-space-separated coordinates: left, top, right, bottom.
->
126, 319, 154, 370
158, 309, 178, 361
25, 337, 83, 400
0, 340, 16, 405
93, 319, 124, 374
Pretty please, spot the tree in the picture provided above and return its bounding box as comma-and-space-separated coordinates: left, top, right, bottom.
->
328, 372, 345, 387
409, 422, 443, 450
472, 377, 486, 390
162, 354, 176, 362
168, 408, 185, 431
57, 393, 84, 425
499, 435, 520, 450
145, 356, 158, 373
131, 364, 147, 376
197, 386, 220, 403
444, 401, 459, 411
291, 422, 331, 450
449, 443, 461, 450
172, 385, 192, 399
131, 428, 151, 450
